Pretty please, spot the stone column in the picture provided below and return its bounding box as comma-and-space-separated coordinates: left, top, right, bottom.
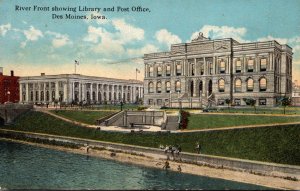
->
43, 82, 46, 103
55, 81, 59, 100
203, 57, 207, 75
90, 83, 93, 102
96, 83, 99, 102
63, 82, 67, 102
193, 80, 197, 97
25, 83, 29, 102
19, 83, 23, 103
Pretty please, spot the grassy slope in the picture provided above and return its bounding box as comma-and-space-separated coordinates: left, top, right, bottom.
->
187, 114, 300, 130
1, 111, 299, 165
49, 110, 115, 125
216, 107, 300, 115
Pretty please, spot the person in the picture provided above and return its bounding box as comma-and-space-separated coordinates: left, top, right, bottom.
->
177, 165, 182, 172
195, 142, 201, 154
85, 144, 90, 153
163, 160, 170, 170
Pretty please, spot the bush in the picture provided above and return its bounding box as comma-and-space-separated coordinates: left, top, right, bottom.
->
137, 106, 148, 111
180, 110, 190, 129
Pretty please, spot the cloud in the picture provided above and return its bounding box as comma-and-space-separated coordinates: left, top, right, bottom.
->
127, 44, 159, 56
23, 26, 43, 41
83, 19, 145, 56
112, 19, 144, 43
0, 23, 11, 36
257, 35, 288, 44
155, 29, 182, 47
191, 25, 248, 43
46, 31, 71, 48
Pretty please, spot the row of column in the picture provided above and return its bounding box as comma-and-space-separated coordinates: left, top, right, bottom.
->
19, 81, 143, 104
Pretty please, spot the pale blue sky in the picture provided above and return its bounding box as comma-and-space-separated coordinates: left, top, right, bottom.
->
0, 0, 299, 81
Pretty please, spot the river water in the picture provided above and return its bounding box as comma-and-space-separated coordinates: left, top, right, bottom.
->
0, 140, 273, 190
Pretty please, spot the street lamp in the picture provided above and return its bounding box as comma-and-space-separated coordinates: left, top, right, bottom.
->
7, 91, 10, 102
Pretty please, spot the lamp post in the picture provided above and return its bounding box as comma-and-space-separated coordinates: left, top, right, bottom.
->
7, 91, 10, 102
169, 90, 172, 108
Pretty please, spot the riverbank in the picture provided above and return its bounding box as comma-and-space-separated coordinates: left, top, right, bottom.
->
0, 136, 299, 190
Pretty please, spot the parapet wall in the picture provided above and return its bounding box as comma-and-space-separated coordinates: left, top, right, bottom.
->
0, 129, 299, 179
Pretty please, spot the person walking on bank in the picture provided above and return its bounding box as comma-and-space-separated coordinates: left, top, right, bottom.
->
195, 142, 201, 154
163, 160, 170, 170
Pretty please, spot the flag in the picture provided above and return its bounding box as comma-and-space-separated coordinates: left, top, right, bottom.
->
136, 68, 140, 73
75, 60, 79, 65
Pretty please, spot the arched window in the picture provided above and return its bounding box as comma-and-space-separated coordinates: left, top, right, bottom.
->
247, 78, 254, 91
148, 82, 154, 93
156, 82, 162, 93
259, 78, 267, 91
175, 81, 181, 92
235, 79, 242, 92
166, 65, 171, 76
191, 64, 195, 76
166, 81, 171, 93
157, 66, 162, 77
218, 79, 225, 92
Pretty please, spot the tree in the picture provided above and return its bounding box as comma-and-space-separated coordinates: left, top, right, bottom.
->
243, 98, 256, 113
225, 98, 231, 109
279, 96, 291, 114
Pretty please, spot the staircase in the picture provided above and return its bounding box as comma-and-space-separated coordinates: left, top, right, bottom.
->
165, 115, 180, 130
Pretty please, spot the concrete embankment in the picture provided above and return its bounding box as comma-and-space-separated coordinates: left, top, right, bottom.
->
0, 128, 299, 190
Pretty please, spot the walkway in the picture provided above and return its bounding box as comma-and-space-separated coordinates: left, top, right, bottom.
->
35, 108, 165, 133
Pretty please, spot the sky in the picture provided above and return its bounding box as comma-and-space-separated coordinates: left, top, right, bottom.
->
0, 0, 300, 82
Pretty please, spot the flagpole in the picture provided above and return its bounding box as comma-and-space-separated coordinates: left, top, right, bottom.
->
75, 62, 76, 74
136, 69, 137, 80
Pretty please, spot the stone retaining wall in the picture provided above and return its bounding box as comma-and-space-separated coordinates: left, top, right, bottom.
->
0, 129, 299, 179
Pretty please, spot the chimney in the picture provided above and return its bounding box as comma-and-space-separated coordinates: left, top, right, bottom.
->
41, 73, 45, 76
0, 67, 3, 76
10, 70, 14, 77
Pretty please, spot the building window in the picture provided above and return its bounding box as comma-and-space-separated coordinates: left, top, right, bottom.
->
157, 66, 162, 77
247, 78, 254, 91
175, 81, 181, 92
219, 61, 225, 74
236, 60, 242, 73
148, 82, 154, 93
166, 65, 171, 76
156, 82, 162, 93
259, 77, 267, 91
248, 59, 254, 72
149, 66, 153, 77
209, 62, 213, 75
166, 81, 171, 93
235, 79, 242, 92
260, 58, 267, 72
176, 63, 182, 76
191, 64, 195, 76
157, 99, 162, 106
200, 63, 204, 75
259, 98, 266, 105
41, 91, 44, 101
30, 91, 33, 101
148, 99, 153, 105
234, 99, 241, 106
218, 79, 225, 92
218, 99, 225, 105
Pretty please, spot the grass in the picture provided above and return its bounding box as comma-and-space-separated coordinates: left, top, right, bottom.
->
187, 114, 300, 130
215, 107, 300, 115
1, 111, 300, 166
49, 110, 116, 125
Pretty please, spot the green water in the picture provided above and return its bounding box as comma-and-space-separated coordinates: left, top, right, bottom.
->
0, 140, 273, 190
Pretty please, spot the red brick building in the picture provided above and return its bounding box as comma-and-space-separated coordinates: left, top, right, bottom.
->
0, 68, 19, 104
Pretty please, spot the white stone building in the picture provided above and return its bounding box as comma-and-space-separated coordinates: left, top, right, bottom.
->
19, 73, 143, 104
144, 33, 293, 108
